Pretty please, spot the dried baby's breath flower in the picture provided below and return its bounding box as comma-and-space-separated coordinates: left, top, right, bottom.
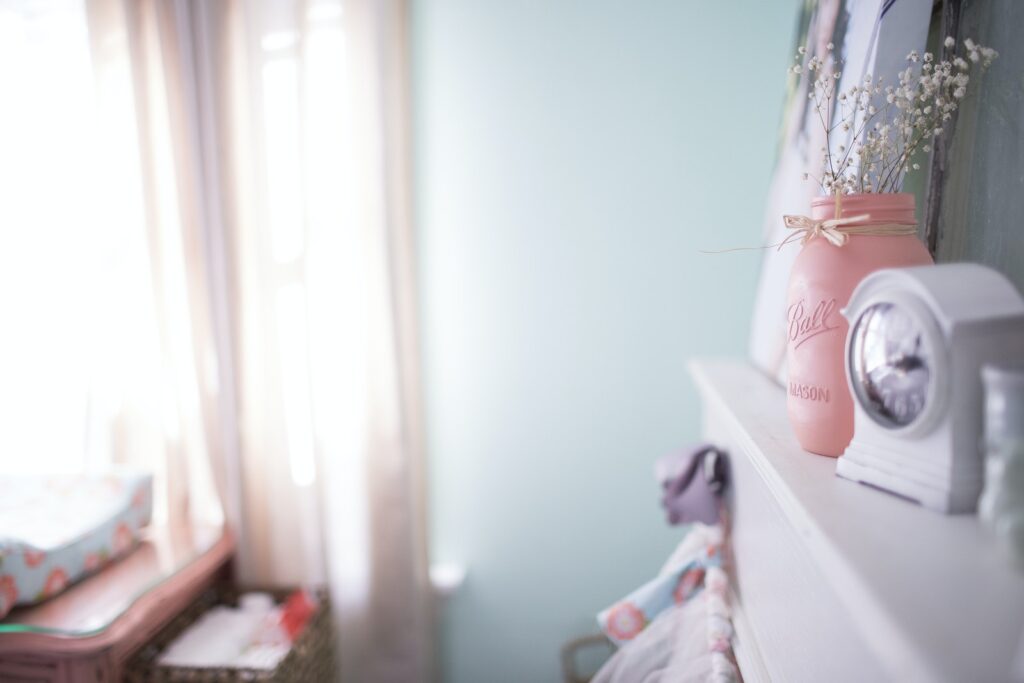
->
789, 37, 996, 194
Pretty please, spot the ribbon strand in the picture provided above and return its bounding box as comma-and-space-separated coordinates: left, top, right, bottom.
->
781, 190, 917, 247
701, 191, 918, 254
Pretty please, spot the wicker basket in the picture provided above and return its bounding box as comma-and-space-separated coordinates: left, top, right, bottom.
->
125, 585, 336, 682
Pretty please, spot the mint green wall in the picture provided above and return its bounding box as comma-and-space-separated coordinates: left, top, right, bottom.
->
411, 2, 797, 681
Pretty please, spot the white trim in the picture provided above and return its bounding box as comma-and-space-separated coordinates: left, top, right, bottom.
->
691, 358, 1024, 682
728, 588, 771, 683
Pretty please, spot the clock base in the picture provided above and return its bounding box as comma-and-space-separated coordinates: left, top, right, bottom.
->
836, 447, 980, 514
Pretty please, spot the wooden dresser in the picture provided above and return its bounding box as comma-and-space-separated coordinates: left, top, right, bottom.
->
0, 526, 233, 682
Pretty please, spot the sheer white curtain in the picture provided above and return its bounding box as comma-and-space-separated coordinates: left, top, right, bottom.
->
2, 0, 432, 679
157, 0, 435, 679
0, 0, 224, 530
219, 1, 433, 679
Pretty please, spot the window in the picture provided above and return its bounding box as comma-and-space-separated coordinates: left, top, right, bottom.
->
0, 0, 158, 474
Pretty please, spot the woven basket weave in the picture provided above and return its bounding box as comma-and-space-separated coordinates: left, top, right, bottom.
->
125, 585, 336, 682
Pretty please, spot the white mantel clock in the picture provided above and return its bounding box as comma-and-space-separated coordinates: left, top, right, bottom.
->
836, 263, 1024, 513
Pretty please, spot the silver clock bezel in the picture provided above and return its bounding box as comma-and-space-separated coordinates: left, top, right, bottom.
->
845, 289, 948, 437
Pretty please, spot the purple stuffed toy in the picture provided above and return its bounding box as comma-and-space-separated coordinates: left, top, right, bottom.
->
655, 444, 729, 526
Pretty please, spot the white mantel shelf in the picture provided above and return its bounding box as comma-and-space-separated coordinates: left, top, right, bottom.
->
690, 357, 1024, 683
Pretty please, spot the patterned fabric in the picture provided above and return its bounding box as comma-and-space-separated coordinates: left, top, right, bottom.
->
593, 527, 739, 683
596, 523, 723, 647
0, 471, 153, 618
702, 566, 739, 682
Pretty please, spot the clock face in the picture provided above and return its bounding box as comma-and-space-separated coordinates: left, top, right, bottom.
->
849, 302, 932, 429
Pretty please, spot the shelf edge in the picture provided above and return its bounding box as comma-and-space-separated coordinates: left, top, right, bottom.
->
689, 357, 942, 683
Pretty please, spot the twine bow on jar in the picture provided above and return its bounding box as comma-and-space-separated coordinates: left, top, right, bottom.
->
699, 191, 920, 254
780, 212, 874, 247
779, 191, 918, 249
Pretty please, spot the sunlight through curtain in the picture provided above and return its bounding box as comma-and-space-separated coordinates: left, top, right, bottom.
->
0, 0, 224, 531
222, 2, 434, 677
168, 1, 432, 679
2, 0, 431, 678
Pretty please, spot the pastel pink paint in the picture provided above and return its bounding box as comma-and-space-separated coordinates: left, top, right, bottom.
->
785, 193, 933, 456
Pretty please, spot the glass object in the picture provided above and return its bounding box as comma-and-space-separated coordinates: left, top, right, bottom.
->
0, 526, 223, 636
848, 302, 932, 429
979, 364, 1024, 568
785, 193, 932, 456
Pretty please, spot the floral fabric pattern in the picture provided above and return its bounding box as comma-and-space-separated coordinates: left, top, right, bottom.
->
673, 566, 705, 604
113, 523, 134, 555
597, 523, 723, 646
23, 550, 46, 568
605, 602, 647, 641
39, 568, 69, 600
0, 576, 18, 616
0, 471, 152, 619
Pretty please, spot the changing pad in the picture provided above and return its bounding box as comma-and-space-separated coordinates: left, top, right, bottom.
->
0, 471, 153, 619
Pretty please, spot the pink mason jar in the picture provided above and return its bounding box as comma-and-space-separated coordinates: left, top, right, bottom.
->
785, 193, 933, 457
